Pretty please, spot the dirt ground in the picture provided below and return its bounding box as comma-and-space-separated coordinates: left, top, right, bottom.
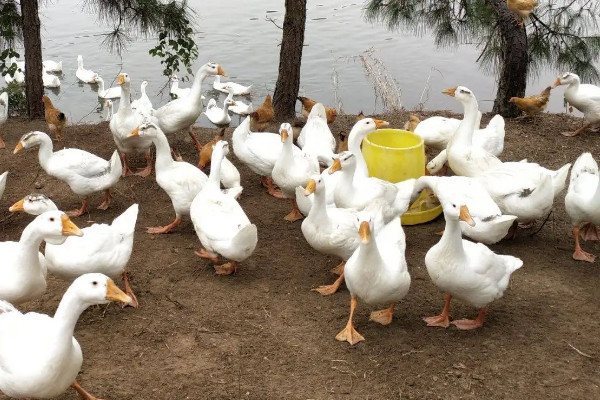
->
0, 110, 598, 400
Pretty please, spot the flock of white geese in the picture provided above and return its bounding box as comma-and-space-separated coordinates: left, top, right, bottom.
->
0, 57, 599, 399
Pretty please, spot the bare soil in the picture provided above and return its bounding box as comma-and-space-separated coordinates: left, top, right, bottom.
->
0, 110, 598, 400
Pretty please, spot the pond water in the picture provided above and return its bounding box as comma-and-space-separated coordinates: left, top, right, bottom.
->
8, 0, 570, 126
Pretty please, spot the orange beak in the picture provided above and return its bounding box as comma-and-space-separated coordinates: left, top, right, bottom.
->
105, 279, 132, 304
552, 78, 561, 88
304, 179, 316, 196
442, 87, 457, 97
129, 126, 140, 137
359, 221, 370, 244
280, 129, 289, 142
459, 205, 475, 227
217, 66, 227, 76
9, 198, 25, 212
329, 158, 342, 174
117, 74, 125, 85
374, 119, 389, 128
61, 214, 84, 236
13, 142, 24, 154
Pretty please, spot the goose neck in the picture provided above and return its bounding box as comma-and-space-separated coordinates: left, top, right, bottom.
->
438, 217, 465, 258
207, 149, 224, 189
36, 134, 55, 171
450, 99, 479, 147
307, 184, 329, 221
152, 130, 175, 170
53, 289, 91, 347
118, 83, 132, 112
190, 69, 208, 105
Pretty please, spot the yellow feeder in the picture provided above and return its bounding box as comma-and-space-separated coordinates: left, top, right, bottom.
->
362, 128, 442, 225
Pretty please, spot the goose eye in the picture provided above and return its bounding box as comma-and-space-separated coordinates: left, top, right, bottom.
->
49, 217, 55, 222
451, 204, 457, 208
92, 281, 98, 286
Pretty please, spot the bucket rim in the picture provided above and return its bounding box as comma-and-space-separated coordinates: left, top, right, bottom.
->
363, 128, 424, 151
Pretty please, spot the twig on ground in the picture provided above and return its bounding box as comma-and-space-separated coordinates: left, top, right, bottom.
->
565, 341, 593, 358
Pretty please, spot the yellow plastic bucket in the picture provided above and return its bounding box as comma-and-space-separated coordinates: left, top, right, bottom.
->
362, 129, 442, 225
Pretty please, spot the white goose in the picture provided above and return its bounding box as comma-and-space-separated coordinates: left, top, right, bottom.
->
109, 73, 153, 177
191, 140, 256, 275
426, 114, 506, 174
0, 91, 7, 148
42, 66, 60, 88
43, 59, 62, 72
443, 87, 502, 177
204, 97, 236, 126
228, 96, 253, 115
14, 131, 121, 217
272, 123, 320, 221
0, 273, 131, 399
297, 103, 336, 166
130, 121, 208, 234
169, 74, 191, 98
295, 117, 388, 215
336, 209, 411, 345
346, 118, 390, 178
131, 80, 153, 114
96, 76, 121, 99
10, 196, 140, 306
232, 117, 301, 197
423, 200, 522, 330
301, 175, 361, 296
75, 55, 98, 83
553, 72, 600, 136
104, 99, 113, 121
565, 153, 600, 262
153, 62, 226, 144
0, 211, 82, 305
413, 175, 517, 244
213, 75, 252, 95
331, 151, 415, 215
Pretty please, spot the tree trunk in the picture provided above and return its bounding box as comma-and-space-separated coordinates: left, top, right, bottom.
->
20, 0, 44, 119
488, 0, 528, 117
273, 0, 307, 120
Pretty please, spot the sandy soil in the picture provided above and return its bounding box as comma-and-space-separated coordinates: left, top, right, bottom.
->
0, 110, 598, 400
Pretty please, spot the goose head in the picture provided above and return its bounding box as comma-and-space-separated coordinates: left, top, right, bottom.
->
117, 73, 131, 89
357, 212, 374, 244
32, 210, 83, 245
202, 62, 227, 77
224, 97, 237, 108
308, 103, 327, 121
279, 123, 293, 143
441, 201, 475, 227
105, 99, 113, 109
170, 74, 178, 83
141, 81, 149, 90
10, 194, 58, 215
14, 131, 48, 153
553, 72, 580, 88
442, 86, 477, 106
212, 140, 230, 161
129, 120, 159, 138
68, 273, 132, 307
329, 151, 355, 174
348, 117, 389, 143
303, 174, 324, 196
